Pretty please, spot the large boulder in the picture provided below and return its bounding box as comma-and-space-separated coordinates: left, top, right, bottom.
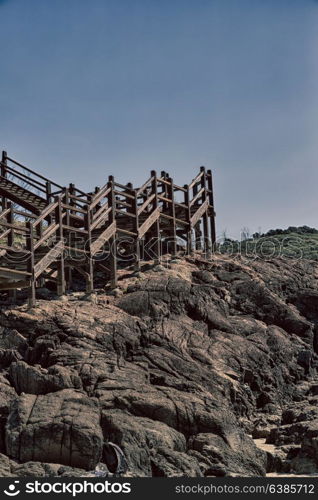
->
5, 389, 103, 470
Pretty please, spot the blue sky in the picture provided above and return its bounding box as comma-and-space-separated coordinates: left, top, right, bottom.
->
1, 0, 318, 238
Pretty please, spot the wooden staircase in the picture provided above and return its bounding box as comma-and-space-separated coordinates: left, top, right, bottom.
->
0, 150, 216, 306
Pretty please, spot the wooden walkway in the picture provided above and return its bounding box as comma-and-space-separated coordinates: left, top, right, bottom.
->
0, 151, 216, 305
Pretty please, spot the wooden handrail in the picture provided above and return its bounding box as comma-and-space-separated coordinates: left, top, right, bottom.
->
91, 206, 112, 230
33, 200, 59, 227
6, 157, 63, 189
190, 187, 205, 207
33, 223, 59, 249
113, 181, 135, 192
137, 193, 155, 215
113, 189, 135, 200
90, 184, 111, 210
136, 176, 154, 196
188, 170, 204, 190
0, 221, 29, 233
0, 207, 11, 221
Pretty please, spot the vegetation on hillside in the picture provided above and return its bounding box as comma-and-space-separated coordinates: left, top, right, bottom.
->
218, 226, 318, 261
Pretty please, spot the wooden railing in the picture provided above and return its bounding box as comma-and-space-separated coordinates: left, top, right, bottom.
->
0, 151, 216, 304
1, 151, 63, 203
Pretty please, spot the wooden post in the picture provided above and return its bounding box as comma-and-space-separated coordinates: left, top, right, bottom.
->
200, 167, 210, 257
160, 171, 168, 212
127, 182, 140, 271
108, 176, 117, 288
6, 202, 14, 247
64, 187, 72, 290
1, 151, 7, 210
168, 177, 177, 256
26, 221, 35, 307
207, 169, 216, 248
55, 196, 66, 296
184, 184, 192, 255
151, 170, 160, 264
84, 201, 93, 293
192, 180, 201, 251
46, 181, 52, 203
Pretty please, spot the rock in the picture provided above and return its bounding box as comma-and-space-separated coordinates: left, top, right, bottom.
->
101, 410, 196, 476
0, 255, 316, 476
9, 361, 82, 394
0, 453, 14, 476
5, 390, 103, 470
189, 432, 266, 476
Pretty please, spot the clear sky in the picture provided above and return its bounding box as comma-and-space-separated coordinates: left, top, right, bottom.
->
1, 0, 318, 238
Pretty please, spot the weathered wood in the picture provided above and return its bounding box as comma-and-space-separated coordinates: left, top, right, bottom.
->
0, 267, 31, 279
138, 206, 161, 238
34, 240, 64, 278
190, 199, 209, 227
0, 279, 30, 290
108, 177, 117, 288
33, 223, 59, 250
137, 193, 155, 216
91, 221, 116, 255
207, 169, 216, 245
0, 152, 216, 303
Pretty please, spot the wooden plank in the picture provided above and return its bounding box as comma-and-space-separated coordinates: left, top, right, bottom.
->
115, 209, 136, 218
34, 240, 64, 278
61, 224, 87, 235
91, 202, 109, 221
6, 157, 63, 189
61, 203, 86, 214
190, 187, 205, 207
113, 189, 135, 200
160, 212, 188, 226
34, 223, 59, 249
0, 207, 11, 221
138, 207, 160, 238
137, 193, 155, 216
190, 199, 209, 226
136, 176, 154, 196
188, 170, 204, 190
113, 181, 134, 192
91, 206, 111, 230
117, 228, 138, 236
90, 185, 111, 210
0, 220, 29, 233
0, 229, 11, 240
91, 221, 116, 255
0, 244, 30, 254
0, 279, 30, 290
0, 267, 31, 279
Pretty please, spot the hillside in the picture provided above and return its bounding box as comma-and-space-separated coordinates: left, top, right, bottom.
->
0, 254, 318, 477
220, 226, 318, 261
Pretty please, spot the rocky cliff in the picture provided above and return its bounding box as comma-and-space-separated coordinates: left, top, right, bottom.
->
0, 255, 318, 477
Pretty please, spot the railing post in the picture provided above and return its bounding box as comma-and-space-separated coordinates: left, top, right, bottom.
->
151, 170, 161, 264
26, 221, 35, 307
84, 198, 94, 293
64, 187, 73, 290
1, 151, 8, 210
126, 182, 140, 272
46, 181, 52, 203
6, 202, 14, 247
207, 169, 216, 248
108, 176, 117, 288
192, 178, 201, 251
184, 184, 193, 255
55, 196, 66, 296
168, 177, 177, 256
200, 166, 210, 257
